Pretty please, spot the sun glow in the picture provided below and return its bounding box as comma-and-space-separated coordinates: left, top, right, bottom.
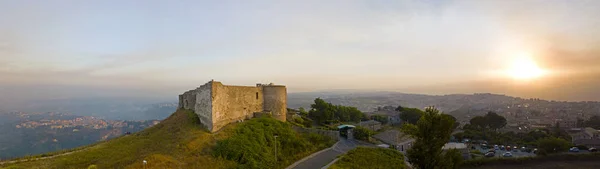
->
507, 54, 546, 80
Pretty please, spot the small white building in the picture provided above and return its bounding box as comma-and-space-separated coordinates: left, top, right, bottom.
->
443, 142, 470, 160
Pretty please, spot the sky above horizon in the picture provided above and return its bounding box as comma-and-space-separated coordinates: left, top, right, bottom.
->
1, 0, 600, 102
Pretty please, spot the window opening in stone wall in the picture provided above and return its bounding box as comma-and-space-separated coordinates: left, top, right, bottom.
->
256, 92, 258, 99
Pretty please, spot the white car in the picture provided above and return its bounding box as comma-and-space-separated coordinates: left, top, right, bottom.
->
503, 152, 513, 157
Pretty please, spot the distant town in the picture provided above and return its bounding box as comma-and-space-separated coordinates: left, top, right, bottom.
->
0, 111, 162, 159
12, 112, 160, 130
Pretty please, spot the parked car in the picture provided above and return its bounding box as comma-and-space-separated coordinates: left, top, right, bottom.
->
589, 148, 598, 152
503, 152, 513, 157
485, 152, 495, 157
494, 145, 499, 150
532, 148, 538, 154
570, 147, 580, 152
500, 145, 506, 150
506, 146, 512, 151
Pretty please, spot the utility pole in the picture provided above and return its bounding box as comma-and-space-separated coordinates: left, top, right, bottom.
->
274, 134, 279, 167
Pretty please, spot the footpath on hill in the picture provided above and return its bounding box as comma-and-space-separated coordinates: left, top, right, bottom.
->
0, 148, 86, 166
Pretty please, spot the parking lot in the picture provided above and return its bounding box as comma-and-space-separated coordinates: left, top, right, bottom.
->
473, 145, 536, 158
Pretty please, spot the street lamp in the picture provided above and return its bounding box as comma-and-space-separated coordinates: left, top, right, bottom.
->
274, 134, 279, 167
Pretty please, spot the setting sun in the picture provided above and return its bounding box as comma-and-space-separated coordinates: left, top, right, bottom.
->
507, 55, 546, 80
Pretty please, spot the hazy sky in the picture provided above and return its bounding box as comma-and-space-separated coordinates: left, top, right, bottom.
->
1, 0, 600, 101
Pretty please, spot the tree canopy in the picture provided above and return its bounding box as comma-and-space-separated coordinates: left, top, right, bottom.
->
401, 107, 461, 169
536, 137, 571, 155
399, 108, 424, 124
442, 114, 460, 130
468, 112, 506, 130
581, 115, 600, 129
308, 98, 365, 125
370, 115, 389, 125
353, 126, 374, 142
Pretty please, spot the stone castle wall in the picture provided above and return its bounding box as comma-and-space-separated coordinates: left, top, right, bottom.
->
211, 82, 264, 132
179, 82, 213, 130
178, 81, 287, 132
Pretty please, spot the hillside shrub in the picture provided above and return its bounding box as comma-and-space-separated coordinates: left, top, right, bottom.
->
537, 137, 571, 155
353, 126, 373, 141
212, 117, 334, 169
0, 110, 234, 169
329, 147, 406, 169
461, 152, 600, 168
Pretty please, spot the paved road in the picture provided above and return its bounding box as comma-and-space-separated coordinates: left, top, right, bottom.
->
291, 139, 360, 169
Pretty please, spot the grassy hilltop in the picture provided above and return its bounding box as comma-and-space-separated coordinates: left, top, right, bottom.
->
1, 110, 334, 169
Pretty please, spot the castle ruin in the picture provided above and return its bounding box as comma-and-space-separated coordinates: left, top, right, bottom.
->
178, 80, 287, 132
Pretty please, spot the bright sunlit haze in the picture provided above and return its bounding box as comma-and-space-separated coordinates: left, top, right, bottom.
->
506, 54, 547, 80
1, 0, 600, 103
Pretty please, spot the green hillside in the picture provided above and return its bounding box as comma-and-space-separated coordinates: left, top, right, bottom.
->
1, 110, 334, 169
329, 147, 406, 169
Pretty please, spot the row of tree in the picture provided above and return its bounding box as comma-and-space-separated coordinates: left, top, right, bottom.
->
458, 111, 573, 155
308, 98, 366, 125
397, 106, 459, 129
465, 112, 507, 131
577, 115, 600, 129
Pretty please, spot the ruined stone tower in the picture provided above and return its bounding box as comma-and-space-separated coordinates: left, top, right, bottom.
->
178, 80, 287, 132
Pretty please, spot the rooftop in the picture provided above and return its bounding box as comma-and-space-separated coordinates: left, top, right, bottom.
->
373, 129, 413, 145
365, 110, 399, 117
574, 139, 600, 146
337, 124, 356, 129
584, 127, 599, 135
443, 142, 467, 150
359, 120, 382, 125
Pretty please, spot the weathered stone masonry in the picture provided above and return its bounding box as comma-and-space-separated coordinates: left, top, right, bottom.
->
179, 80, 287, 132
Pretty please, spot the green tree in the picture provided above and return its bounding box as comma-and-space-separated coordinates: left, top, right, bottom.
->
395, 105, 404, 112
585, 115, 600, 129
469, 116, 486, 129
536, 137, 571, 155
442, 114, 460, 130
400, 108, 424, 124
401, 107, 458, 169
298, 107, 308, 117
309, 98, 335, 124
353, 126, 374, 141
308, 98, 365, 125
441, 149, 463, 169
549, 123, 572, 142
371, 115, 389, 125
468, 112, 506, 131
452, 132, 465, 141
484, 112, 507, 130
